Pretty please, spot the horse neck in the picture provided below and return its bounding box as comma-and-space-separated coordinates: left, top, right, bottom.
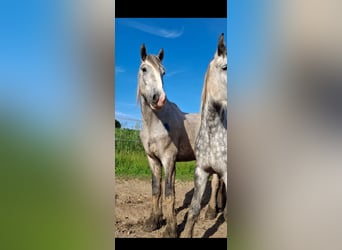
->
139, 95, 171, 126
200, 69, 227, 131
200, 95, 227, 131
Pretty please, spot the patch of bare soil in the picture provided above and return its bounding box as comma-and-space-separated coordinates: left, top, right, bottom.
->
115, 177, 227, 238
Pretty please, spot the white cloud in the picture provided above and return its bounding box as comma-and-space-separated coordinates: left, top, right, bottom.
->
115, 111, 142, 123
165, 70, 186, 78
122, 20, 184, 39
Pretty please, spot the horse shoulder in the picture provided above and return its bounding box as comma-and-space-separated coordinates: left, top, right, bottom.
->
140, 122, 177, 157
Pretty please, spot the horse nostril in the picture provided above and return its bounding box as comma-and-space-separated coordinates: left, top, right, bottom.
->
152, 94, 159, 103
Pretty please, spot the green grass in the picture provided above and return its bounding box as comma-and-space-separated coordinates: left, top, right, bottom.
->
115, 150, 150, 178
1, 118, 110, 250
114, 128, 196, 181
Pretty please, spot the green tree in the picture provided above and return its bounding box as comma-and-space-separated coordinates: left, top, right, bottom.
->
115, 119, 121, 128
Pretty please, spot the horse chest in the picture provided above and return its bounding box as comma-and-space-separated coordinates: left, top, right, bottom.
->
195, 120, 227, 168
141, 126, 176, 157
210, 128, 227, 163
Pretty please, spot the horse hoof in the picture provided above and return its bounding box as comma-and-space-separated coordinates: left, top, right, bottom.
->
162, 226, 177, 238
180, 231, 192, 238
143, 216, 162, 232
205, 207, 217, 220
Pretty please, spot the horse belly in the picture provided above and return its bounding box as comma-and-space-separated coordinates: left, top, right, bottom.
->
176, 140, 195, 162
176, 153, 195, 162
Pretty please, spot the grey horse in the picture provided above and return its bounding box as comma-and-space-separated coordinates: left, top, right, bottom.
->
181, 33, 228, 238
137, 43, 224, 237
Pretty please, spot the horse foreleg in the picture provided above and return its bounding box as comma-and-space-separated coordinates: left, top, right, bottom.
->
143, 156, 163, 232
181, 166, 209, 238
205, 173, 220, 219
162, 160, 177, 238
222, 171, 228, 222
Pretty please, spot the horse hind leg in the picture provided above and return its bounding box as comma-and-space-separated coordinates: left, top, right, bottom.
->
217, 178, 226, 212
205, 173, 220, 220
181, 166, 210, 238
143, 156, 163, 232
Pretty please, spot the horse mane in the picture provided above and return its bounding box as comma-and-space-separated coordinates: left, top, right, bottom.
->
200, 64, 210, 113
136, 78, 141, 105
199, 55, 227, 127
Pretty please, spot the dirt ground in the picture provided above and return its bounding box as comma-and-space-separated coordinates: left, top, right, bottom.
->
115, 177, 227, 238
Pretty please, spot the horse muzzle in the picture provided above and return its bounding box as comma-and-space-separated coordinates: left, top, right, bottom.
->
150, 92, 166, 111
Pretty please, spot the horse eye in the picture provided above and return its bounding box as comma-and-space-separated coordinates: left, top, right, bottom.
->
141, 67, 147, 72
222, 64, 227, 71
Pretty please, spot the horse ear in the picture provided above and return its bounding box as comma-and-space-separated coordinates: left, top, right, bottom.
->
158, 48, 164, 62
141, 44, 147, 61
217, 33, 226, 57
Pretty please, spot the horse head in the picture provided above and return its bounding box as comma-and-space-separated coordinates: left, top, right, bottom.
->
201, 33, 228, 111
138, 44, 167, 111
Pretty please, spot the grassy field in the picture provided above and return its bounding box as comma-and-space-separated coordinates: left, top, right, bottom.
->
114, 128, 196, 181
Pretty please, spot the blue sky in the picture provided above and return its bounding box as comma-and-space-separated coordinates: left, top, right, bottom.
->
115, 18, 227, 128
0, 0, 79, 133
114, 9, 268, 129
0, 0, 269, 132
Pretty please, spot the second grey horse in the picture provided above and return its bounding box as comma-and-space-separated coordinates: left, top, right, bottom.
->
181, 33, 228, 238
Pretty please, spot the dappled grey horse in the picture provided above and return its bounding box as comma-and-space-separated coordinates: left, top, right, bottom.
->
137, 43, 223, 237
181, 33, 228, 238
